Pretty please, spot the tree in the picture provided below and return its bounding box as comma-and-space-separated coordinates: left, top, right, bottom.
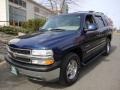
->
41, 0, 68, 14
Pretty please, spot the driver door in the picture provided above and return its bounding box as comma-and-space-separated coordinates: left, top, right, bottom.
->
82, 14, 100, 63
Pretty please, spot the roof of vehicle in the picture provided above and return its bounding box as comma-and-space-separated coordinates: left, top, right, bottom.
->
73, 11, 105, 15
60, 11, 105, 16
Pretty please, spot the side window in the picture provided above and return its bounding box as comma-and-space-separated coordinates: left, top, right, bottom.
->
95, 16, 105, 28
102, 16, 109, 26
105, 16, 113, 26
84, 15, 95, 29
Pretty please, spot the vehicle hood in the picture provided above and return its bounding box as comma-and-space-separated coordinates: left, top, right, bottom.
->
8, 31, 78, 50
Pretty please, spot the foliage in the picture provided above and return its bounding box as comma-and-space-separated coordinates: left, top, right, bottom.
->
21, 18, 46, 32
0, 18, 46, 35
0, 26, 29, 35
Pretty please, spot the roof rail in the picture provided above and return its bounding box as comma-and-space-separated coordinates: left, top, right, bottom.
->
89, 11, 95, 13
95, 12, 104, 15
73, 11, 89, 13
89, 11, 104, 14
73, 11, 104, 15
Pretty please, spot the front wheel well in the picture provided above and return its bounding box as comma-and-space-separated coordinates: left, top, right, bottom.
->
63, 47, 83, 62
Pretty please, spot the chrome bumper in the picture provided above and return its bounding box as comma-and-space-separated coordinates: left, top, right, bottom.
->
17, 67, 60, 81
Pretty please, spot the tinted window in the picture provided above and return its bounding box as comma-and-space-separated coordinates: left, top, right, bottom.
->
102, 16, 108, 26
95, 16, 105, 28
84, 15, 96, 29
103, 15, 111, 26
104, 16, 113, 26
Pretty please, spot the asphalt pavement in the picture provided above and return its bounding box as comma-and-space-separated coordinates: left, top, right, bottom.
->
0, 34, 120, 90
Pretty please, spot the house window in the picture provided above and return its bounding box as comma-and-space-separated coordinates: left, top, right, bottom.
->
9, 0, 14, 2
9, 0, 26, 8
34, 7, 39, 13
22, 1, 26, 8
9, 5, 26, 26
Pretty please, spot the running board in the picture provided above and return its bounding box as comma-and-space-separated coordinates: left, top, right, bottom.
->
82, 51, 105, 66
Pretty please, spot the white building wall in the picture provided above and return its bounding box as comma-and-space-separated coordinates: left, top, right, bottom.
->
0, 0, 54, 26
26, 0, 54, 20
26, 1, 34, 20
0, 0, 9, 26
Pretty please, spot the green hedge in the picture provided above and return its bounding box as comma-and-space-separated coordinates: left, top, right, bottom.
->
0, 26, 18, 35
22, 18, 46, 32
0, 18, 46, 35
0, 26, 30, 35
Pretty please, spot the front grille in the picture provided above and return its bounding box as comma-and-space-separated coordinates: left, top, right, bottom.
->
9, 46, 31, 55
13, 56, 31, 63
7, 46, 31, 63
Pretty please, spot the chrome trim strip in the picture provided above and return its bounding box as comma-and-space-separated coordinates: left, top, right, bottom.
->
86, 41, 105, 53
10, 56, 31, 64
7, 47, 53, 59
8, 50, 52, 59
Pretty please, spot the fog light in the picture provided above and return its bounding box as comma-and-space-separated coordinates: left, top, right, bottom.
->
32, 59, 54, 65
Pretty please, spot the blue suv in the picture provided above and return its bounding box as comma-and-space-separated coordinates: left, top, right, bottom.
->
5, 11, 113, 85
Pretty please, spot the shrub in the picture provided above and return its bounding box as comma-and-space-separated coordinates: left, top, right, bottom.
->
0, 26, 18, 35
0, 18, 46, 35
22, 18, 46, 32
0, 26, 31, 35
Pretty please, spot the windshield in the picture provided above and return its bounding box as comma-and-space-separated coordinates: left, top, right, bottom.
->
42, 14, 81, 31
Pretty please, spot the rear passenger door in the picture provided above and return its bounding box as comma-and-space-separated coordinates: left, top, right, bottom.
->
94, 15, 106, 51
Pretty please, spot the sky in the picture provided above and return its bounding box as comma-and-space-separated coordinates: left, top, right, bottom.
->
34, 0, 120, 29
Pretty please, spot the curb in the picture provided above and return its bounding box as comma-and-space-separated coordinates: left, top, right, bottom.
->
0, 61, 6, 66
0, 61, 8, 71
0, 40, 7, 44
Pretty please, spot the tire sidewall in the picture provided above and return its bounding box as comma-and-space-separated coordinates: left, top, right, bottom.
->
60, 53, 80, 85
106, 39, 111, 55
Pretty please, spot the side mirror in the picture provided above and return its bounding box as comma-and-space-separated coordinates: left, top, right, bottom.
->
85, 24, 98, 32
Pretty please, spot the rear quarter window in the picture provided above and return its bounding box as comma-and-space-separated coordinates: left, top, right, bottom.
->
95, 16, 105, 28
103, 15, 113, 26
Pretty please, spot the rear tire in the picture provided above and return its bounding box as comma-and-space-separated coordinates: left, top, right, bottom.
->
59, 53, 81, 86
103, 39, 111, 56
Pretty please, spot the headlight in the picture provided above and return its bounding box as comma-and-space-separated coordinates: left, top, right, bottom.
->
31, 50, 54, 65
32, 50, 53, 56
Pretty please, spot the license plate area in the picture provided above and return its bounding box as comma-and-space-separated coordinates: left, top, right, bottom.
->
11, 66, 19, 76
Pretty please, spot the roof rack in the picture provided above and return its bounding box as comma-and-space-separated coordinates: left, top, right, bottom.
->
96, 12, 104, 15
73, 11, 104, 15
73, 11, 90, 13
89, 11, 104, 15
89, 11, 95, 13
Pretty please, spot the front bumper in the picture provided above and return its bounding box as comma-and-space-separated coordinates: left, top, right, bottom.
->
5, 56, 61, 81
17, 67, 60, 81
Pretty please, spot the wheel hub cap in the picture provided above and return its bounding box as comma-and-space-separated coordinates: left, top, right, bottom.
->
67, 60, 78, 79
107, 43, 110, 53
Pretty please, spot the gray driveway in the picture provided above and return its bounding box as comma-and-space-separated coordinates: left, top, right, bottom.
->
0, 34, 120, 90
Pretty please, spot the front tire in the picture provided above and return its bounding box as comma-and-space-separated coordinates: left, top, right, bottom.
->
59, 53, 81, 86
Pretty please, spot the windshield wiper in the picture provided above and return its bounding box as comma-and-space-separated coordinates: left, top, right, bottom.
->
49, 28, 66, 31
